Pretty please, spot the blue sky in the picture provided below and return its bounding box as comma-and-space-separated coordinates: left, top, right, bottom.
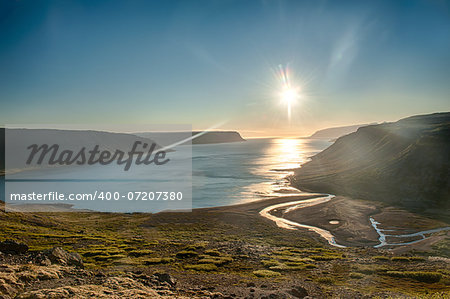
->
1, 0, 449, 136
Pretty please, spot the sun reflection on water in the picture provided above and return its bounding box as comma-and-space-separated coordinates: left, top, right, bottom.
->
239, 138, 319, 201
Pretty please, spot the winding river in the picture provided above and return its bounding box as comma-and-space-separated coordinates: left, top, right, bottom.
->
259, 194, 346, 248
260, 194, 450, 248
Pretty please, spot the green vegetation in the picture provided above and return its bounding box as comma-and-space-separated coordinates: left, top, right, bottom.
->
0, 200, 448, 297
143, 257, 173, 265
258, 248, 323, 272
409, 256, 426, 261
184, 263, 218, 272
183, 242, 208, 250
198, 256, 233, 266
304, 263, 317, 269
373, 255, 390, 261
432, 237, 450, 257
391, 256, 410, 262
310, 254, 342, 261
349, 272, 365, 279
261, 260, 279, 267
127, 249, 154, 257
175, 250, 199, 258
385, 271, 442, 283
352, 264, 389, 275
253, 270, 281, 278
204, 249, 221, 256
317, 277, 334, 284
269, 263, 305, 271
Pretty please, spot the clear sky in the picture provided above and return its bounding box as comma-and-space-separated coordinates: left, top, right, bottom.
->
1, 0, 449, 137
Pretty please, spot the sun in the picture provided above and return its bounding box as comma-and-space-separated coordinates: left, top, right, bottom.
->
281, 87, 300, 105
275, 64, 304, 122
280, 86, 300, 121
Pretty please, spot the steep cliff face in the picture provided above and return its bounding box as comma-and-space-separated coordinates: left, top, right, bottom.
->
292, 112, 450, 215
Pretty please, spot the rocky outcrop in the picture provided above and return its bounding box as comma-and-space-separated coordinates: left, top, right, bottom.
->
16, 276, 163, 299
0, 264, 176, 299
0, 240, 28, 254
0, 255, 184, 298
44, 247, 83, 268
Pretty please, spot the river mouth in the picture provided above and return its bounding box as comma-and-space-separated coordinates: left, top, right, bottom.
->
260, 194, 450, 249
259, 194, 346, 248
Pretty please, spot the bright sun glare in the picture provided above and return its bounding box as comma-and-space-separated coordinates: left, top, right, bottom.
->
276, 64, 302, 122
280, 85, 300, 122
281, 87, 300, 105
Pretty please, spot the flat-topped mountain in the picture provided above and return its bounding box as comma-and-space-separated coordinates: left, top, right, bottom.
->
292, 112, 450, 217
309, 124, 373, 139
191, 131, 245, 144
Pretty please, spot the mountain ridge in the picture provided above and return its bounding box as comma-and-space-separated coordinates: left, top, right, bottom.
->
308, 123, 374, 139
291, 112, 450, 219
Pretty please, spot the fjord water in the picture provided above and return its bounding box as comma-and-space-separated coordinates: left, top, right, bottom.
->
191, 138, 331, 208
4, 138, 331, 212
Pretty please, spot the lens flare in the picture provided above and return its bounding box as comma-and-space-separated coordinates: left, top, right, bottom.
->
282, 87, 299, 104
277, 64, 301, 122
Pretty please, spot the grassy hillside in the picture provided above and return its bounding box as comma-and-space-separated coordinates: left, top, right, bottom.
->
292, 112, 450, 218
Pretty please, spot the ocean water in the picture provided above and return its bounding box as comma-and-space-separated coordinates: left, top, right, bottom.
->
2, 138, 331, 212
191, 138, 331, 208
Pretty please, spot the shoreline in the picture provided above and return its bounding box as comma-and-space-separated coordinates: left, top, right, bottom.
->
4, 190, 449, 251
193, 192, 449, 250
2, 191, 449, 297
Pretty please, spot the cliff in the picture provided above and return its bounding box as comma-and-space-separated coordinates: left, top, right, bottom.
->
292, 112, 450, 217
309, 124, 373, 139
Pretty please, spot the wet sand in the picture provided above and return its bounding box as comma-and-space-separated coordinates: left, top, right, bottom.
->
281, 196, 381, 247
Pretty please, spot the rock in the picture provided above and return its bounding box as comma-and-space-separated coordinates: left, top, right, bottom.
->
0, 240, 28, 254
289, 286, 308, 298
39, 258, 51, 267
0, 270, 24, 297
211, 292, 224, 298
35, 254, 51, 266
44, 247, 83, 268
0, 280, 17, 297
95, 270, 106, 277
153, 272, 176, 287
17, 272, 37, 282
36, 266, 61, 280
